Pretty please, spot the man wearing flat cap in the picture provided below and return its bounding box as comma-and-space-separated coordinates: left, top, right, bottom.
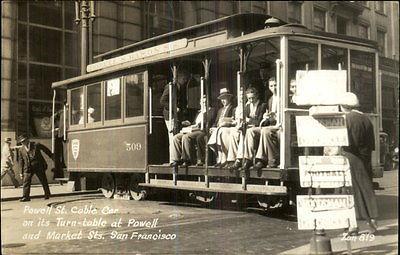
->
1, 138, 20, 188
17, 134, 53, 202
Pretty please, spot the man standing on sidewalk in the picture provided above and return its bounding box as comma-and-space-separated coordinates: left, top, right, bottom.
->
1, 138, 19, 188
17, 134, 53, 202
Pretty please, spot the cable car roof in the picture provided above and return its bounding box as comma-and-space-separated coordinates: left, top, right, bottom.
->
52, 13, 377, 89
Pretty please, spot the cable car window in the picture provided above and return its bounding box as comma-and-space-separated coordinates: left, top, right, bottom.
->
321, 45, 348, 70
70, 88, 83, 125
125, 73, 144, 118
350, 50, 375, 113
105, 78, 122, 121
288, 40, 317, 107
87, 83, 101, 123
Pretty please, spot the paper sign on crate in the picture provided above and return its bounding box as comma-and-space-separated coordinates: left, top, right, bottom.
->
299, 156, 352, 188
296, 115, 349, 147
297, 195, 357, 230
294, 70, 347, 106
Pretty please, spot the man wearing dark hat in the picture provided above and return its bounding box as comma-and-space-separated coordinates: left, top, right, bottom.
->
1, 138, 19, 188
17, 134, 53, 201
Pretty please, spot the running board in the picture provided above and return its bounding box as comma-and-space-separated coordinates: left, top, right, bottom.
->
139, 179, 287, 196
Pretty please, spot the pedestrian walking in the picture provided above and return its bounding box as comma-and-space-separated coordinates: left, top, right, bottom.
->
17, 134, 53, 202
341, 92, 378, 235
1, 138, 20, 188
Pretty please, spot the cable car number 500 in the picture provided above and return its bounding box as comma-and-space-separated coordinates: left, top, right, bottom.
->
125, 142, 142, 151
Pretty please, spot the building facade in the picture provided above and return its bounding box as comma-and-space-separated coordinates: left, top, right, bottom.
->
1, 1, 399, 184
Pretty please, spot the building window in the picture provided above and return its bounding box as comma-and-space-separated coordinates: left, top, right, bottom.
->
377, 29, 386, 56
16, 1, 79, 137
313, 8, 326, 31
336, 16, 348, 35
358, 23, 369, 39
288, 2, 302, 24
145, 1, 184, 38
375, 2, 385, 14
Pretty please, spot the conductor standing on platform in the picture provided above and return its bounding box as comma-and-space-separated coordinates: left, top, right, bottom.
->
17, 134, 54, 202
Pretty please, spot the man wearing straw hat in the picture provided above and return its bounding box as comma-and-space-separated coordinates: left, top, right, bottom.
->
17, 134, 53, 202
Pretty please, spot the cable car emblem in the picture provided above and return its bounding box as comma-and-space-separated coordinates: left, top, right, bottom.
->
71, 139, 80, 160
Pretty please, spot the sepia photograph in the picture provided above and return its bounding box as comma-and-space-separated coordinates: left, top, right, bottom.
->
1, 1, 398, 254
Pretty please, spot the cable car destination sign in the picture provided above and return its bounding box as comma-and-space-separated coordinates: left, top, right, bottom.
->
87, 38, 188, 72
295, 69, 357, 232
297, 195, 357, 230
299, 156, 352, 188
296, 115, 348, 147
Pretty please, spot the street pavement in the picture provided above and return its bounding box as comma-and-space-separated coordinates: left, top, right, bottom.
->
1, 183, 100, 202
1, 169, 397, 254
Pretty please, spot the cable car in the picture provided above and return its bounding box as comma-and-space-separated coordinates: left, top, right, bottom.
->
52, 13, 383, 207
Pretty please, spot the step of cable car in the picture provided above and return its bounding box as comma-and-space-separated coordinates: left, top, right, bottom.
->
139, 179, 287, 196
147, 164, 294, 180
54, 168, 69, 183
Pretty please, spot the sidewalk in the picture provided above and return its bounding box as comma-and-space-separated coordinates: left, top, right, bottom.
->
280, 222, 398, 254
1, 183, 100, 202
281, 169, 398, 254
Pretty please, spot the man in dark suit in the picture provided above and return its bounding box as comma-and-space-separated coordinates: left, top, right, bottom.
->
17, 134, 53, 202
159, 69, 190, 163
227, 87, 267, 171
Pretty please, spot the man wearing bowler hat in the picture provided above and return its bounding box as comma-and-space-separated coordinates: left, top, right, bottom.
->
17, 134, 53, 202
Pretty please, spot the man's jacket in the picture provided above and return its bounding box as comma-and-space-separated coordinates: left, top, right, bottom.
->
18, 142, 53, 174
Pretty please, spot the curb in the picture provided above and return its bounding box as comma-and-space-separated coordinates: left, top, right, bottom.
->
1, 190, 101, 202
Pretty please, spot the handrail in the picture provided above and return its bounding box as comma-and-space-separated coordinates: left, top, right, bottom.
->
51, 90, 56, 153
149, 87, 153, 134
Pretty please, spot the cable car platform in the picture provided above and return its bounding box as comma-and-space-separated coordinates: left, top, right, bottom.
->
147, 165, 299, 181
140, 165, 300, 196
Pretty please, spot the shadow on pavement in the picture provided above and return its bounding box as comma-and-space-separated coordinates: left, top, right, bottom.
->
375, 195, 398, 221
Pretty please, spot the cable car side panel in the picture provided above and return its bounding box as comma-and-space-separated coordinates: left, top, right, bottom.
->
67, 125, 147, 172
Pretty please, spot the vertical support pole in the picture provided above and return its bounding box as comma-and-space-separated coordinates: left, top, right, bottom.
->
239, 45, 247, 190
51, 90, 56, 153
168, 82, 173, 131
202, 57, 211, 188
149, 87, 153, 134
63, 103, 66, 139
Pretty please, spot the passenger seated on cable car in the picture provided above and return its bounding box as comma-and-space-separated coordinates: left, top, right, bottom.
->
253, 77, 281, 172
229, 77, 278, 175
226, 87, 267, 172
207, 88, 235, 167
78, 107, 95, 124
214, 88, 246, 167
170, 96, 216, 167
289, 78, 298, 106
